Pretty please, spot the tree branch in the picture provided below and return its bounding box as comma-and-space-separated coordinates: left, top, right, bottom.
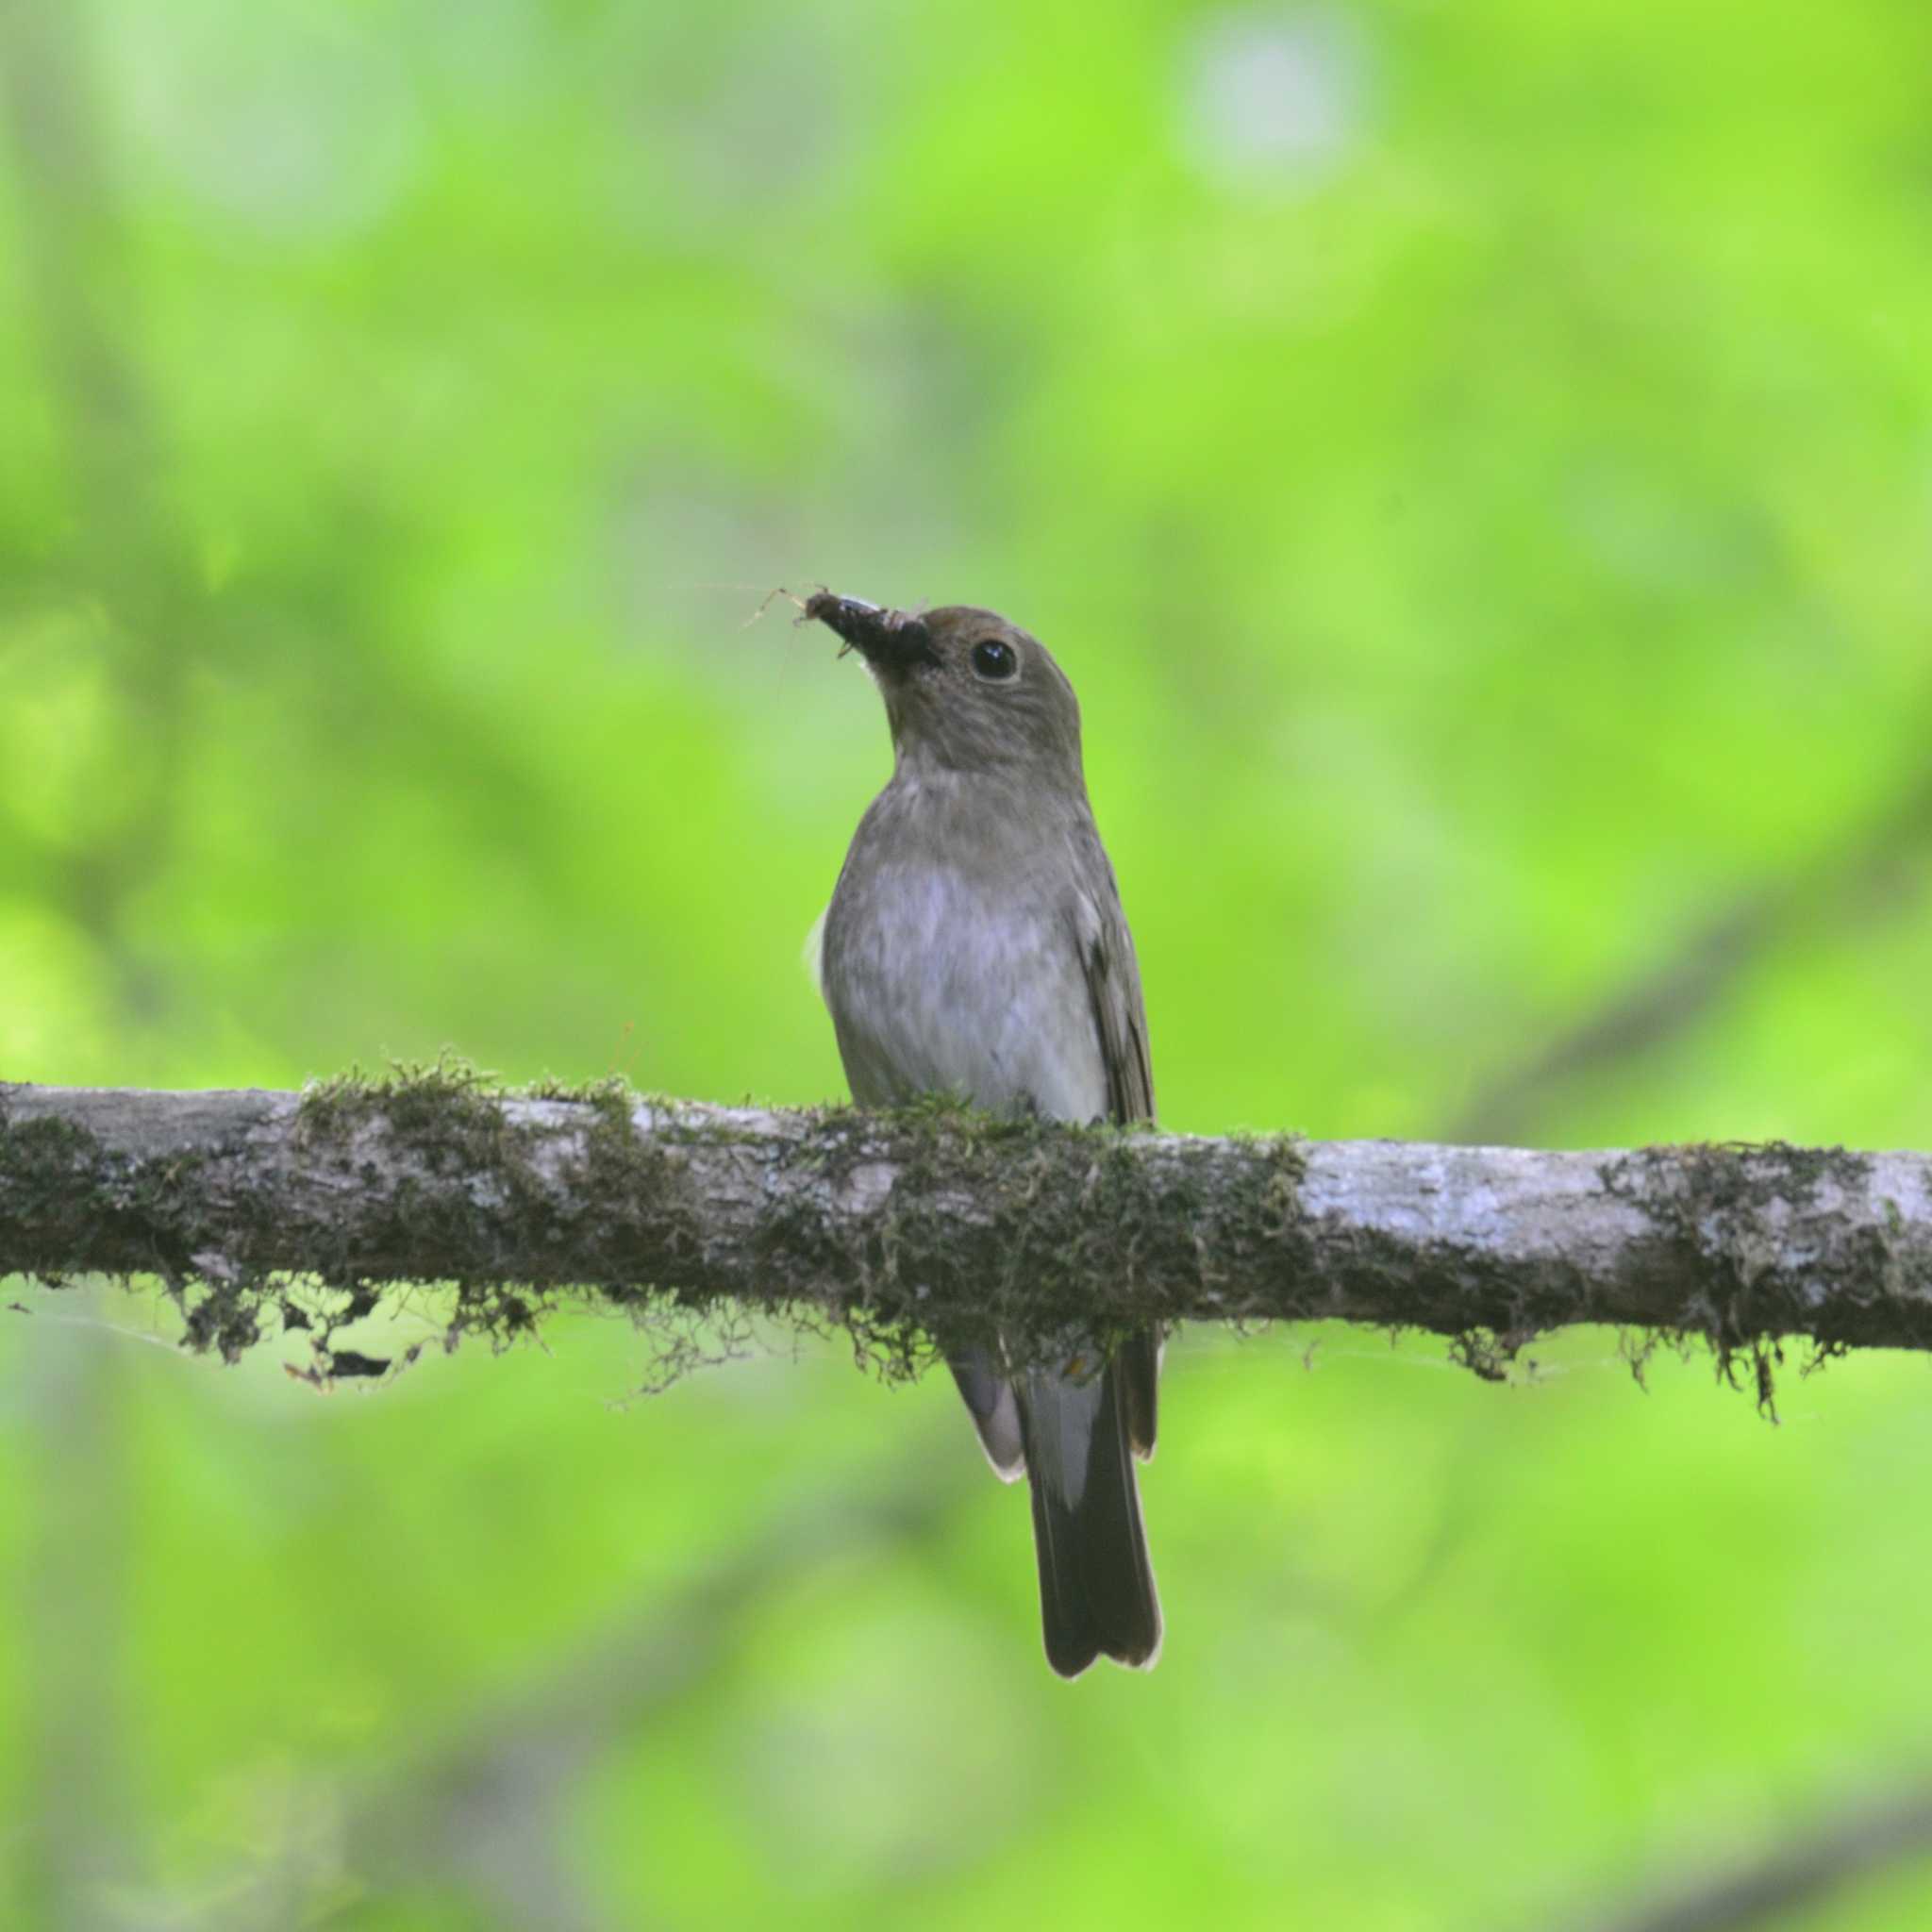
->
1563, 1775, 1932, 1932
1453, 748, 1932, 1145
4, 1072, 1930, 1380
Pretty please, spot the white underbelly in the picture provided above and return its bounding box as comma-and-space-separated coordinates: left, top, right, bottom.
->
823, 863, 1107, 1124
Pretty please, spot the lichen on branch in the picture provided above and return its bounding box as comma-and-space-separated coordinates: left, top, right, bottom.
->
4, 1068, 1931, 1403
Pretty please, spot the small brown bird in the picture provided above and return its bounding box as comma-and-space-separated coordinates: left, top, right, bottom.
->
808, 590, 1162, 1676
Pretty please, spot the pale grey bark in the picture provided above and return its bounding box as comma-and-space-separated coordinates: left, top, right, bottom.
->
4, 1078, 1932, 1375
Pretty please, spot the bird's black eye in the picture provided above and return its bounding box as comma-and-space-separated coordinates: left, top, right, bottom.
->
971, 639, 1018, 682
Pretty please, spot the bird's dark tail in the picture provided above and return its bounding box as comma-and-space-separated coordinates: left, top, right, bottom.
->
1019, 1359, 1161, 1677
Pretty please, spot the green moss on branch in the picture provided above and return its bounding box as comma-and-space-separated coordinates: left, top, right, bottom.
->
6, 1072, 1932, 1399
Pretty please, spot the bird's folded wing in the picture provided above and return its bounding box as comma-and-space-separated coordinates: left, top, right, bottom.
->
1068, 858, 1159, 1458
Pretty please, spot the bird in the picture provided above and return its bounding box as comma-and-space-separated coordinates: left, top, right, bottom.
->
805, 588, 1162, 1677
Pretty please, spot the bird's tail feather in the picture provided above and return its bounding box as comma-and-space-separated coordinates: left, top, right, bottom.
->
1020, 1360, 1161, 1677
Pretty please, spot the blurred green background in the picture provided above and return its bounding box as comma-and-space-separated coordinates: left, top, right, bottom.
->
6, 0, 1932, 1925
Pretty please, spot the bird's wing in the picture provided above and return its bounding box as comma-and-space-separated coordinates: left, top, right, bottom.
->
948, 1351, 1026, 1482
1070, 866, 1155, 1129
802, 903, 830, 1000
1069, 853, 1161, 1461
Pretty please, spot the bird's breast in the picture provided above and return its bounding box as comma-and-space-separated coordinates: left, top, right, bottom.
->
821, 853, 1107, 1123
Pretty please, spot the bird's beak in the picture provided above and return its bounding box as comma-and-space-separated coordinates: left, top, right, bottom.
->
804, 591, 938, 675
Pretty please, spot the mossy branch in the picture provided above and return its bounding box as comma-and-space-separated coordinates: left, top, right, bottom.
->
4, 1070, 1932, 1390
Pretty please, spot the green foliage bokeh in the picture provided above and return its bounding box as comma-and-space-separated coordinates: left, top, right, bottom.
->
4, 1, 1932, 1926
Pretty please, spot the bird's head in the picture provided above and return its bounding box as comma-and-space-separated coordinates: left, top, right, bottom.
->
806, 591, 1084, 782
